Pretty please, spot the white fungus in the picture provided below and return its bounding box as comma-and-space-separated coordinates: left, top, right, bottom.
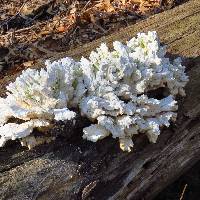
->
0, 57, 81, 147
0, 31, 188, 151
79, 31, 188, 151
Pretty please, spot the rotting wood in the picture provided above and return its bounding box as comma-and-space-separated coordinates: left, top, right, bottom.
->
0, 0, 200, 199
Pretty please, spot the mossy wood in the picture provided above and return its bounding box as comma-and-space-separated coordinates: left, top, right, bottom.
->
0, 0, 200, 199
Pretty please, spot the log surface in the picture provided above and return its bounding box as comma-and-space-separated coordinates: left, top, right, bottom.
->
0, 1, 200, 199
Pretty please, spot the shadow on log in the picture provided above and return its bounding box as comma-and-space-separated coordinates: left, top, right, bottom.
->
0, 0, 200, 199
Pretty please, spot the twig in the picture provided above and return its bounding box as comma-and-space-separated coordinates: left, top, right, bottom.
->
0, 2, 27, 29
179, 184, 188, 200
92, 22, 108, 34
81, 0, 91, 13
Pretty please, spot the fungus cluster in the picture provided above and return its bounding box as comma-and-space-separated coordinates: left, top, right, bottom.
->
0, 31, 188, 151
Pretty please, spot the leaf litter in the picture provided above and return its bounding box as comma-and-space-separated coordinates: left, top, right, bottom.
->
0, 0, 188, 77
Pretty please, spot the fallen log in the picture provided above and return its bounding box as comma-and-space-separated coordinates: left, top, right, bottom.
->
0, 0, 200, 199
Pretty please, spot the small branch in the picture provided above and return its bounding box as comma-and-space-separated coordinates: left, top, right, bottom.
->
179, 184, 188, 200
0, 2, 27, 29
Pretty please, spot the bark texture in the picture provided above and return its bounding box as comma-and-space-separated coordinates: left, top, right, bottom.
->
0, 1, 200, 199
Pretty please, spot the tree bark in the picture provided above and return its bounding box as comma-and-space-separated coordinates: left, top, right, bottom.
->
0, 1, 200, 199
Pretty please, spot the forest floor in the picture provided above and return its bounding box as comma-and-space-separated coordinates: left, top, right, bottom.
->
0, 0, 187, 77
1, 0, 199, 200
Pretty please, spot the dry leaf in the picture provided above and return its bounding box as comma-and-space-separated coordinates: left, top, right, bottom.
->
57, 26, 65, 33
0, 0, 165, 75
23, 61, 35, 68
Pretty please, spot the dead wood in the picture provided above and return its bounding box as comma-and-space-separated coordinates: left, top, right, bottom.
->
0, 1, 200, 199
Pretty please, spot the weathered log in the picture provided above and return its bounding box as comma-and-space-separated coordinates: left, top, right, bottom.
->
0, 0, 200, 199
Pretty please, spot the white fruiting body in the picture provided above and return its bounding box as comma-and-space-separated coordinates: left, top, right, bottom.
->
79, 31, 188, 151
0, 57, 81, 147
0, 31, 188, 151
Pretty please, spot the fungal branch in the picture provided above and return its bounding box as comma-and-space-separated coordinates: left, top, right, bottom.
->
0, 31, 188, 151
